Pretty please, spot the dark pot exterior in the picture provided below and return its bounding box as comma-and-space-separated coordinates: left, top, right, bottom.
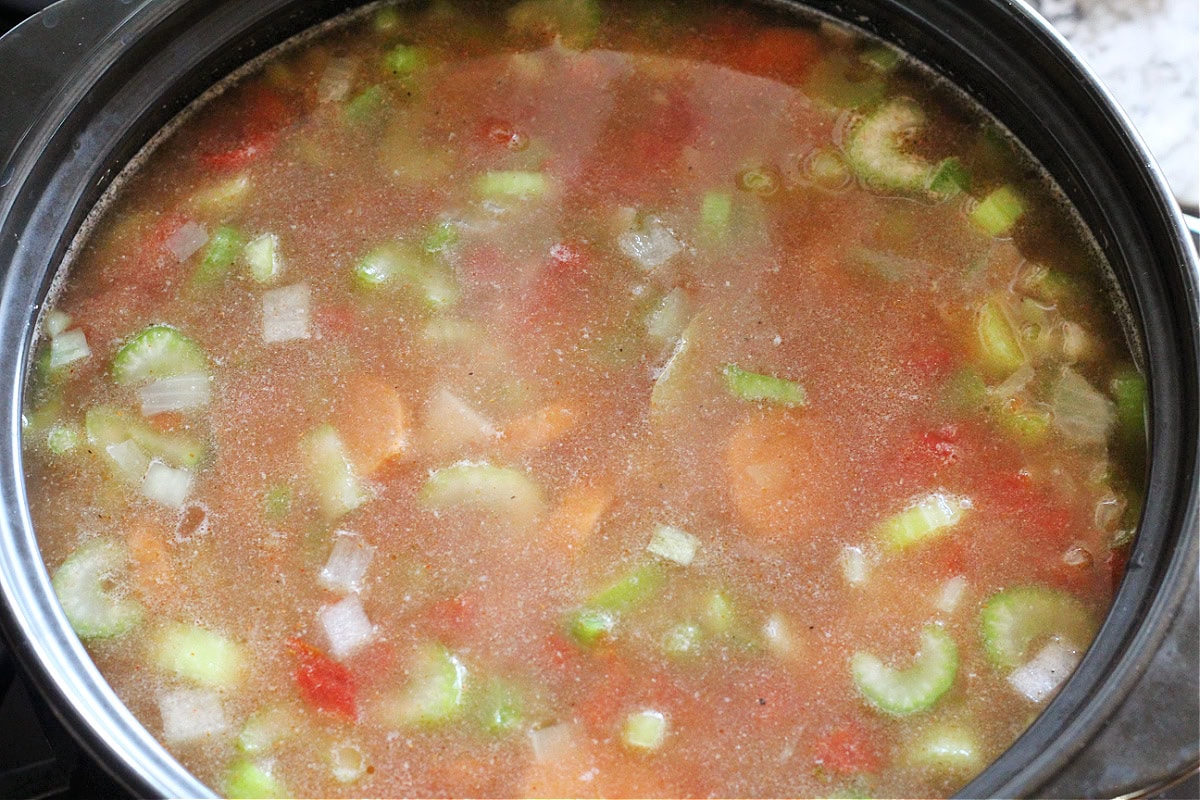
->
0, 2, 1196, 798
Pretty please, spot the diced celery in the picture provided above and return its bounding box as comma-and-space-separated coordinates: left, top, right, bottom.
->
418, 462, 544, 521
970, 186, 1025, 236
345, 84, 387, 123
44, 309, 72, 338
244, 233, 281, 283
1111, 368, 1147, 444
329, 741, 367, 784
303, 424, 369, 520
507, 0, 601, 49
927, 157, 970, 200
875, 492, 971, 550
46, 422, 81, 454
646, 288, 690, 345
975, 298, 1026, 377
383, 643, 467, 727
845, 99, 930, 194
736, 166, 781, 197
384, 44, 428, 77
944, 367, 987, 410
151, 621, 244, 688
662, 622, 702, 658
422, 220, 460, 253
805, 148, 851, 190
701, 591, 734, 635
646, 524, 699, 566
905, 723, 982, 773
979, 586, 1095, 668
85, 406, 206, 468
722, 364, 807, 407
699, 191, 732, 240
621, 709, 667, 751
353, 242, 459, 310
192, 225, 243, 287
477, 678, 525, 735
474, 170, 549, 198
237, 708, 293, 755
589, 563, 665, 612
48, 329, 91, 369
860, 45, 901, 72
112, 325, 209, 385
993, 397, 1051, 443
223, 758, 287, 800
51, 537, 142, 639
567, 607, 616, 646
852, 625, 958, 715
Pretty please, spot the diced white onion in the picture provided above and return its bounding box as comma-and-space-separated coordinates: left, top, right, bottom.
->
318, 57, 357, 103
158, 688, 228, 744
318, 594, 376, 660
138, 373, 212, 415
762, 613, 798, 658
529, 722, 575, 764
935, 575, 968, 613
421, 387, 499, 454
840, 545, 869, 586
618, 216, 682, 270
646, 524, 699, 566
164, 221, 209, 262
106, 439, 150, 483
1051, 368, 1115, 444
48, 329, 91, 368
646, 287, 690, 344
329, 741, 366, 783
319, 532, 376, 594
262, 282, 311, 344
141, 460, 193, 508
44, 310, 72, 338
1008, 637, 1082, 703
621, 709, 667, 751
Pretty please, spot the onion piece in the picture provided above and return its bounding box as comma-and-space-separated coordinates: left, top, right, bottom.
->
319, 532, 376, 594
164, 221, 209, 262
158, 688, 228, 744
106, 439, 150, 484
840, 545, 869, 586
646, 524, 699, 566
329, 741, 367, 784
1007, 637, 1082, 703
262, 282, 311, 344
317, 57, 357, 103
141, 460, 193, 508
1051, 368, 1115, 444
528, 722, 576, 764
48, 329, 91, 369
618, 216, 682, 270
420, 388, 499, 455
318, 595, 375, 660
935, 575, 967, 613
138, 373, 212, 415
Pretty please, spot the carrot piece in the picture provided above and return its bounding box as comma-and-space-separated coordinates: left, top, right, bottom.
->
543, 483, 612, 555
330, 373, 411, 475
126, 523, 173, 602
724, 410, 842, 541
502, 403, 579, 453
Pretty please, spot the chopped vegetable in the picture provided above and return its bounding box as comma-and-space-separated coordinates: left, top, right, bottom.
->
86, 406, 206, 469
318, 594, 376, 660
51, 537, 143, 639
974, 298, 1026, 378
262, 282, 311, 343
138, 373, 211, 415
970, 186, 1025, 236
112, 325, 208, 385
845, 100, 936, 196
382, 643, 468, 726
722, 363, 807, 407
874, 491, 971, 550
646, 524, 700, 566
192, 225, 244, 287
159, 688, 229, 745
237, 708, 293, 755
48, 329, 91, 369
475, 170, 549, 198
291, 638, 358, 720
418, 461, 544, 521
244, 232, 282, 283
507, 0, 600, 48
319, 532, 376, 594
303, 424, 369, 520
353, 242, 459, 309
851, 625, 958, 715
141, 460, 194, 508
622, 709, 667, 751
904, 724, 982, 773
223, 758, 286, 799
151, 622, 244, 688
980, 586, 1095, 668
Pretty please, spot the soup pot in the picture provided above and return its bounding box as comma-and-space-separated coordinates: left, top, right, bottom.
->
0, 1, 1196, 797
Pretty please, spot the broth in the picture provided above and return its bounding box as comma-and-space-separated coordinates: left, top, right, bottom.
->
23, 1, 1145, 797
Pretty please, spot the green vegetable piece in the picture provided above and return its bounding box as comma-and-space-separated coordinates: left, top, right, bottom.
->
152, 621, 244, 688
904, 723, 982, 773
567, 606, 616, 646
384, 643, 467, 726
224, 758, 287, 800
851, 625, 958, 715
701, 591, 734, 635
303, 424, 369, 520
876, 491, 971, 550
722, 364, 807, 407
845, 99, 932, 195
44, 309, 72, 338
475, 170, 549, 198
345, 84, 387, 123
621, 709, 667, 751
193, 174, 251, 211
927, 157, 970, 200
85, 406, 206, 469
980, 586, 1096, 668
699, 191, 732, 240
384, 44, 428, 77
860, 45, 901, 72
1111, 368, 1147, 443
244, 233, 281, 283
192, 225, 243, 287
262, 484, 293, 521
477, 678, 525, 735
507, 0, 601, 48
46, 422, 81, 455
237, 708, 293, 755
993, 398, 1051, 443
354, 242, 459, 310
48, 329, 91, 369
975, 298, 1026, 377
589, 564, 665, 613
112, 325, 208, 385
422, 220, 460, 253
51, 537, 142, 639
970, 186, 1025, 236
944, 367, 987, 410
418, 462, 544, 521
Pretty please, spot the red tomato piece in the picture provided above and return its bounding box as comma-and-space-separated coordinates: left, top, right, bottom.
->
728, 28, 822, 83
198, 85, 294, 172
288, 638, 358, 721
812, 724, 883, 776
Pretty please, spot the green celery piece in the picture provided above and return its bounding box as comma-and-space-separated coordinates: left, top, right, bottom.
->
193, 174, 251, 211
262, 484, 293, 521
701, 591, 734, 635
477, 678, 526, 735
418, 462, 545, 521
851, 625, 958, 716
993, 400, 1051, 443
621, 709, 667, 750
722, 364, 807, 407
970, 186, 1025, 236
112, 324, 208, 385
860, 45, 902, 72
567, 606, 616, 646
506, 0, 601, 49
904, 723, 982, 773
243, 233, 281, 283
384, 44, 428, 77
589, 563, 665, 613
192, 225, 243, 287
51, 537, 143, 639
422, 220, 460, 254
845, 99, 931, 195
979, 586, 1095, 668
475, 170, 549, 198
944, 367, 987, 412
927, 157, 970, 200
85, 406, 206, 468
354, 242, 459, 310
1111, 368, 1147, 443
224, 758, 287, 800
151, 621, 244, 688
975, 298, 1026, 377
384, 643, 468, 727
237, 708, 293, 755
303, 424, 368, 520
46, 422, 81, 454
699, 191, 733, 241
345, 84, 387, 124
875, 491, 971, 550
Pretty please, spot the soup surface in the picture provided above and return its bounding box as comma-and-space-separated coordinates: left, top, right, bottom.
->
23, 1, 1146, 797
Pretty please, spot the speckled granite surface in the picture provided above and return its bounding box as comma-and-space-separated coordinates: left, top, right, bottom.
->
1028, 0, 1200, 210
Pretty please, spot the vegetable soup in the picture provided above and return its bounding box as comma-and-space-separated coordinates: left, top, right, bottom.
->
23, 0, 1146, 797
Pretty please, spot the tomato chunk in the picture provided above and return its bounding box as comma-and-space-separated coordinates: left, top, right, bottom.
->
289, 638, 358, 721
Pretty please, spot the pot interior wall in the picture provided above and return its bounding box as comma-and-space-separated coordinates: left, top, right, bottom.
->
0, 1, 1196, 798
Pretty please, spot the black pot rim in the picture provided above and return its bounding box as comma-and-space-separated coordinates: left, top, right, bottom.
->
0, 2, 1197, 799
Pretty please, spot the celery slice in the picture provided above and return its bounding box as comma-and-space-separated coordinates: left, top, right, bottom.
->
567, 564, 664, 646
845, 99, 931, 194
975, 298, 1026, 377
85, 406, 206, 469
151, 621, 244, 688
51, 537, 142, 639
621, 709, 667, 751
970, 186, 1025, 236
852, 625, 958, 715
418, 461, 544, 521
244, 233, 282, 283
383, 643, 467, 726
303, 424, 369, 520
224, 758, 287, 800
980, 586, 1095, 668
875, 491, 971, 550
474, 170, 549, 198
384, 44, 428, 77
699, 191, 732, 241
722, 364, 807, 407
237, 708, 293, 755
192, 225, 243, 287
112, 325, 208, 385
904, 723, 982, 773
354, 242, 459, 310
